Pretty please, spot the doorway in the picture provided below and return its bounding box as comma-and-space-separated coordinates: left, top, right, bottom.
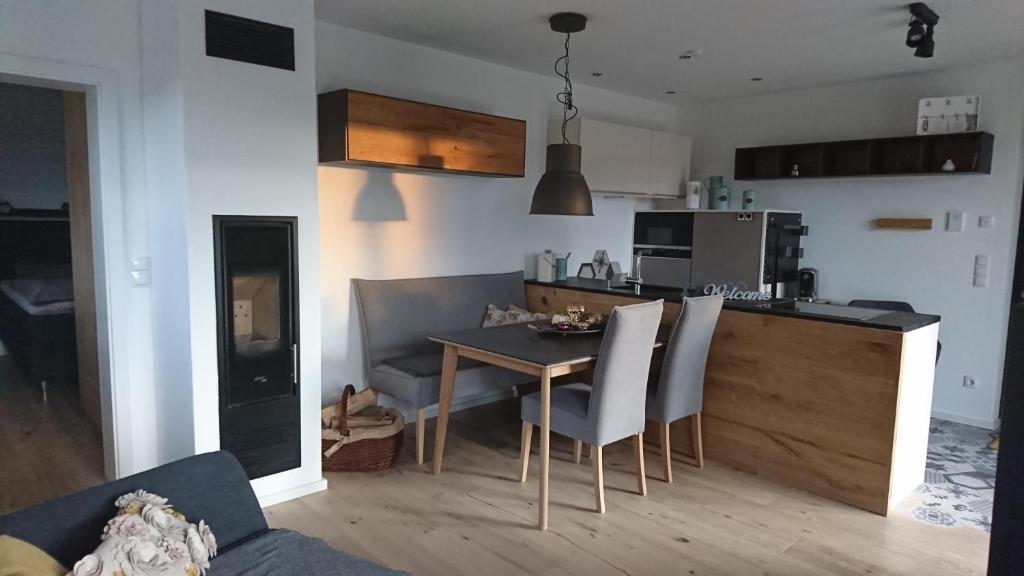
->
0, 81, 104, 512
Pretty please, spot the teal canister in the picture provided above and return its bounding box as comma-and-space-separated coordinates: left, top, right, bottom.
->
555, 255, 569, 281
742, 189, 757, 210
712, 183, 731, 210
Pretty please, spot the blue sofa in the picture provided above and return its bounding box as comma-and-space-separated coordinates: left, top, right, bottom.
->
352, 272, 537, 464
0, 451, 404, 575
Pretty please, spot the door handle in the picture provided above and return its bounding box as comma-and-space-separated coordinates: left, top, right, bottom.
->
291, 344, 298, 384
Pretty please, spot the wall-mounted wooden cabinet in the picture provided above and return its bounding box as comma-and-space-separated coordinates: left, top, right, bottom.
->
734, 132, 993, 180
317, 90, 526, 177
561, 118, 692, 197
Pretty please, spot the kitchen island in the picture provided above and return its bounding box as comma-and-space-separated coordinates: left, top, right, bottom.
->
525, 277, 941, 515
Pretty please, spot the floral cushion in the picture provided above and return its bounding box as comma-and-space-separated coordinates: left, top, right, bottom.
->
71, 490, 217, 576
481, 304, 548, 328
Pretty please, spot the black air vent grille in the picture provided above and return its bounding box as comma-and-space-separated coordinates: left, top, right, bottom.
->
205, 10, 294, 71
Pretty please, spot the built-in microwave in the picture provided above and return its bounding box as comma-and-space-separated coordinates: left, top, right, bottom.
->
632, 211, 694, 250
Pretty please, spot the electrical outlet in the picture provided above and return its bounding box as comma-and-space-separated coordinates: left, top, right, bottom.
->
978, 215, 996, 229
963, 375, 978, 390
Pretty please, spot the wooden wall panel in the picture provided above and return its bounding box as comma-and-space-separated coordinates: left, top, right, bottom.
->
318, 90, 526, 177
526, 283, 912, 515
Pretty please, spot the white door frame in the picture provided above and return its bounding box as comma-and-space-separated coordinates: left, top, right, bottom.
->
0, 52, 136, 479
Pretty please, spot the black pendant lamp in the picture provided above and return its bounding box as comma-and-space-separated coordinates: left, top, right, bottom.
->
530, 12, 593, 216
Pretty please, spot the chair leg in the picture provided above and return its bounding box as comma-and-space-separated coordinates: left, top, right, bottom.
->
691, 412, 704, 469
592, 445, 605, 513
41, 381, 48, 404
519, 422, 533, 483
573, 439, 582, 464
659, 421, 673, 483
633, 434, 648, 496
415, 408, 426, 465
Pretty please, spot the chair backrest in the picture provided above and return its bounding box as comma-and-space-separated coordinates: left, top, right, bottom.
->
848, 298, 941, 364
588, 299, 664, 442
847, 299, 916, 313
352, 271, 527, 368
651, 294, 724, 423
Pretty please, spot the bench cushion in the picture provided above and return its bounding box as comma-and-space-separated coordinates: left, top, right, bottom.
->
371, 352, 535, 408
210, 529, 406, 575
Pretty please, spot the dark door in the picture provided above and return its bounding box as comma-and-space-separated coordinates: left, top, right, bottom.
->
214, 216, 300, 479
990, 186, 1024, 575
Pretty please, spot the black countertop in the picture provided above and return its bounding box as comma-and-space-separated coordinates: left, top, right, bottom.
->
526, 277, 940, 333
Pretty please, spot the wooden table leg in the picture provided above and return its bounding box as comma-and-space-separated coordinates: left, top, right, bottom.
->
431, 345, 459, 475
538, 367, 551, 530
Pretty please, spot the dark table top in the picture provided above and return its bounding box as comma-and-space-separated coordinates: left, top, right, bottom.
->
527, 277, 940, 333
429, 322, 669, 367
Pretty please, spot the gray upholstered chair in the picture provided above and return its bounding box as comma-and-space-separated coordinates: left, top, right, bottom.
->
646, 294, 723, 482
520, 299, 664, 513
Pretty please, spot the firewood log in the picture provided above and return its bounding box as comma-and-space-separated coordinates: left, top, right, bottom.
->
345, 389, 378, 415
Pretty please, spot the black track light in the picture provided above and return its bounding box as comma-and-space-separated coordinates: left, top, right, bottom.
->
914, 26, 935, 58
906, 19, 926, 47
906, 3, 938, 58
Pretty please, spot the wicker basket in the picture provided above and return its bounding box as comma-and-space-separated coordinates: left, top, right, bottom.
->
321, 385, 404, 472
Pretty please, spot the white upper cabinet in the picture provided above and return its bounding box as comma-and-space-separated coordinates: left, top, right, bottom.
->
561, 118, 692, 197
649, 130, 692, 198
579, 119, 652, 195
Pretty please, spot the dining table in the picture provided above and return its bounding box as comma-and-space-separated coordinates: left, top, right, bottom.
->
428, 321, 666, 530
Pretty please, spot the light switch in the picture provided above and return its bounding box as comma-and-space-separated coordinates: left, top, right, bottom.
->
131, 256, 151, 271
973, 254, 990, 287
978, 215, 996, 229
946, 210, 964, 232
131, 270, 151, 286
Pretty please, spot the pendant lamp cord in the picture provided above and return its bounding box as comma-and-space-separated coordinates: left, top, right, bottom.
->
555, 32, 577, 144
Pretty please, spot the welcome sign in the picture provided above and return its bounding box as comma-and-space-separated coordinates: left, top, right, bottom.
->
702, 283, 773, 301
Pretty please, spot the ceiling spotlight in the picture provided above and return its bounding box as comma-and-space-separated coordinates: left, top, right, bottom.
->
906, 3, 938, 57
679, 49, 703, 60
665, 90, 677, 95
591, 72, 603, 77
750, 77, 763, 82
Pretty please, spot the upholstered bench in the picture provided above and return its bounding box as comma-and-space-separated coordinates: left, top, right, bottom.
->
352, 272, 536, 464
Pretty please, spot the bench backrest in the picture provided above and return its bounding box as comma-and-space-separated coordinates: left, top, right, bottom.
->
352, 271, 527, 368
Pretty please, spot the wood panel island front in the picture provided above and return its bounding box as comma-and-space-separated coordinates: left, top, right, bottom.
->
525, 278, 941, 516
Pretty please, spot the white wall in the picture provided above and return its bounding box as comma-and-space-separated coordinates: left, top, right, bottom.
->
2, 1, 324, 502
140, 0, 325, 501
690, 58, 1024, 428
316, 21, 686, 405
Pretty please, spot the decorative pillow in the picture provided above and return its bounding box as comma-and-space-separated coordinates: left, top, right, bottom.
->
0, 535, 67, 576
71, 490, 217, 576
481, 304, 549, 328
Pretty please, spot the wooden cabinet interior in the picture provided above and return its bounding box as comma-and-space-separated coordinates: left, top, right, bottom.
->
318, 90, 526, 177
735, 132, 993, 180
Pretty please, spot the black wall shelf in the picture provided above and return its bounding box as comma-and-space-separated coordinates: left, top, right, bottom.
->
734, 132, 994, 181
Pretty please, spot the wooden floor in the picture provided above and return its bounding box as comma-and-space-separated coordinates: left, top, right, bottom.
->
0, 355, 105, 514
267, 399, 990, 576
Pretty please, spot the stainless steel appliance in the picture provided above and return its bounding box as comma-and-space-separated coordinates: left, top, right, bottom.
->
630, 210, 806, 296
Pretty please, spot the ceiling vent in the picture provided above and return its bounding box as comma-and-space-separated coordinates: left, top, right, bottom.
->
205, 10, 295, 71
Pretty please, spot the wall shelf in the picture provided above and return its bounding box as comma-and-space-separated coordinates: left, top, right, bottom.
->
734, 132, 993, 181
317, 89, 526, 177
